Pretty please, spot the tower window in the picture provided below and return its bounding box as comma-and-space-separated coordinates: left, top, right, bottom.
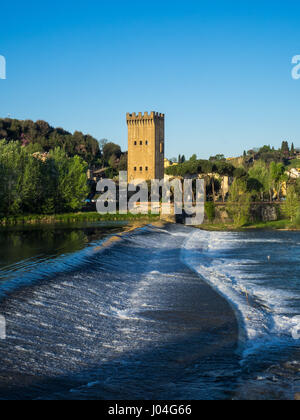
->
145, 166, 148, 171
140, 141, 143, 145
145, 140, 148, 145
134, 167, 137, 171
140, 167, 143, 171
134, 141, 137, 145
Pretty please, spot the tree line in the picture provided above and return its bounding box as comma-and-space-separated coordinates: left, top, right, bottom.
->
0, 140, 89, 217
0, 118, 100, 165
166, 143, 300, 226
0, 119, 128, 218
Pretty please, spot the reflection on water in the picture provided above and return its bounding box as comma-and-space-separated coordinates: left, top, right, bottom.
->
0, 222, 129, 282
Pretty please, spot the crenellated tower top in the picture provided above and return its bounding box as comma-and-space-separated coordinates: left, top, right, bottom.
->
126, 111, 165, 122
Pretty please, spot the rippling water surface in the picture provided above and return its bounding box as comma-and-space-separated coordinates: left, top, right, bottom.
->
0, 223, 299, 400
183, 229, 300, 399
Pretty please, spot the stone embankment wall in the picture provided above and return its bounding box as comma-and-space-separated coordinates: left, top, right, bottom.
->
211, 203, 280, 224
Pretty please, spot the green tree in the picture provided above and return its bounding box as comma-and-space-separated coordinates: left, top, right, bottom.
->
103, 142, 122, 165
259, 145, 272, 154
190, 154, 197, 162
0, 141, 90, 218
248, 160, 270, 201
270, 162, 287, 201
108, 154, 118, 168
208, 175, 220, 202
0, 140, 23, 216
0, 118, 101, 165
209, 154, 225, 162
234, 167, 248, 181
227, 179, 251, 226
282, 185, 300, 221
291, 143, 295, 155
21, 154, 45, 214
50, 148, 89, 212
118, 153, 128, 171
99, 138, 108, 151
205, 201, 216, 222
247, 178, 263, 195
215, 161, 235, 202
281, 141, 290, 155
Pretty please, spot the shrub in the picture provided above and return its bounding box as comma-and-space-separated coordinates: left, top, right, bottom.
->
205, 202, 216, 222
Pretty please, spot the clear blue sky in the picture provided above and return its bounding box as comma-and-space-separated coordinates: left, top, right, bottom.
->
1, 0, 300, 159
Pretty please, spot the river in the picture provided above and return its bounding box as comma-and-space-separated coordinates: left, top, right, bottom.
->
0, 223, 299, 400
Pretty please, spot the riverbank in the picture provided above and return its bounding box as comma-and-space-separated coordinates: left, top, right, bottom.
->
198, 219, 300, 231
5, 212, 300, 231
0, 212, 160, 226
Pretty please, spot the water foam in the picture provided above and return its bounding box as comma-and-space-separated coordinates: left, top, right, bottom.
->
181, 229, 300, 361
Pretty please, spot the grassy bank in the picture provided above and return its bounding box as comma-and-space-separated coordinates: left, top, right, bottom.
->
198, 219, 300, 231
2, 212, 299, 231
0, 212, 160, 226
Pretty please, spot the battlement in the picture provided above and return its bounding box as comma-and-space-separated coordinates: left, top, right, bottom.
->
126, 111, 164, 122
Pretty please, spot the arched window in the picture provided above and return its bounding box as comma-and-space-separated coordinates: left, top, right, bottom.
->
134, 167, 137, 171
140, 167, 143, 171
140, 141, 143, 145
134, 141, 137, 146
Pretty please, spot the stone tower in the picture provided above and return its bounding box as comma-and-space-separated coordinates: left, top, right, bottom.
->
127, 111, 165, 182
